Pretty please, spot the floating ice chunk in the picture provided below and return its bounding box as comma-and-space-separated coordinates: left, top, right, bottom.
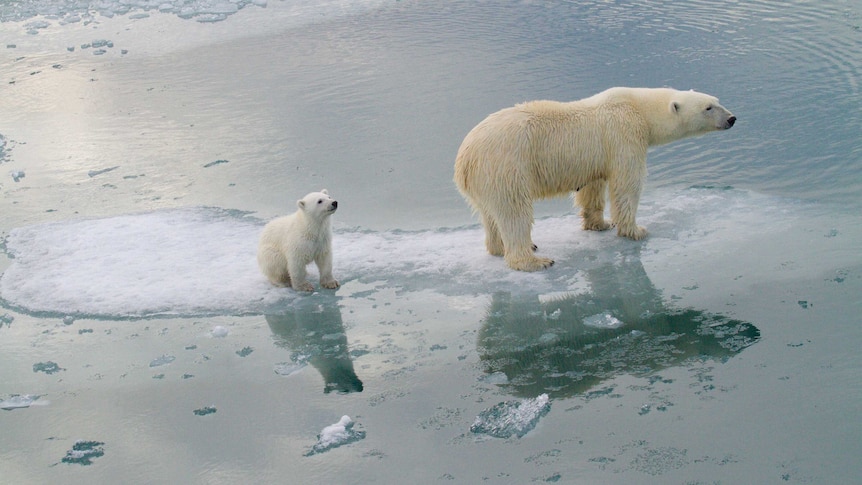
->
61, 440, 104, 465
274, 362, 306, 376
1, 394, 48, 410
583, 312, 624, 329
470, 394, 551, 438
149, 355, 175, 367
211, 326, 229, 338
479, 371, 509, 385
10, 170, 24, 182
544, 308, 562, 320
193, 406, 217, 416
305, 415, 366, 456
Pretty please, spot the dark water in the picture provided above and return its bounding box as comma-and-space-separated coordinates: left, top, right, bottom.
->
1, 0, 860, 483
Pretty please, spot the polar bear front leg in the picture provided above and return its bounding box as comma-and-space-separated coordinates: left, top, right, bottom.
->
316, 251, 340, 289
287, 259, 314, 292
576, 180, 612, 231
609, 173, 647, 240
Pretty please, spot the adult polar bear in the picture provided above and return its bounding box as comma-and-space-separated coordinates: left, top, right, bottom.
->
454, 87, 736, 272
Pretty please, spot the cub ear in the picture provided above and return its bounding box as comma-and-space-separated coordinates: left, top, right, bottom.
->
297, 199, 306, 210
670, 101, 680, 114
320, 189, 329, 195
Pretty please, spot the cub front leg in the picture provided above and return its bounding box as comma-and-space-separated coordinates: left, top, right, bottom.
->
316, 250, 339, 289
287, 259, 314, 292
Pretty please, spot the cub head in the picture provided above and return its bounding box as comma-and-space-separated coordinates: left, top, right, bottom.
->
669, 90, 736, 135
297, 189, 338, 218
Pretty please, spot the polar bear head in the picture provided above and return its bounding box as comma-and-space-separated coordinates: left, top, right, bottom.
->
668, 89, 736, 135
297, 189, 338, 218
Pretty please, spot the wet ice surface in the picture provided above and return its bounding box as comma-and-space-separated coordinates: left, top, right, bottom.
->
470, 394, 550, 439
2, 0, 862, 483
0, 189, 813, 318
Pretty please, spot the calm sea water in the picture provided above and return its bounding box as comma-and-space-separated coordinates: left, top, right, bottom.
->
1, 1, 860, 483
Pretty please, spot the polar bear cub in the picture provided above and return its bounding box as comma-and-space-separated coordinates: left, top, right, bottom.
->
257, 190, 340, 292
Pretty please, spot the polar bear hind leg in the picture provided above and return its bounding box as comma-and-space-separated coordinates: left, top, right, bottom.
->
577, 179, 612, 232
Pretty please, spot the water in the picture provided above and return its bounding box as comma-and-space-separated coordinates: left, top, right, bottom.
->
1, 0, 860, 482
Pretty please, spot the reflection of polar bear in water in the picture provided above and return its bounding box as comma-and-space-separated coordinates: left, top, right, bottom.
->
477, 247, 760, 398
454, 87, 736, 271
257, 190, 339, 292
267, 297, 363, 394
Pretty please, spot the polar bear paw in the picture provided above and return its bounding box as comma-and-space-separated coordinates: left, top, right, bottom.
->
321, 279, 340, 290
293, 281, 315, 292
506, 255, 555, 272
617, 225, 648, 241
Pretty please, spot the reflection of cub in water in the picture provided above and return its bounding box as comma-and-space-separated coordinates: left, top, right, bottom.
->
477, 250, 760, 398
266, 297, 363, 394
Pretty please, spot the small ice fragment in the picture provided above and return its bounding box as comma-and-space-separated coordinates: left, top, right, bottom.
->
33, 361, 63, 374
305, 415, 366, 456
479, 371, 509, 385
470, 394, 551, 438
193, 406, 217, 416
61, 440, 104, 465
1, 394, 44, 410
67, 46, 75, 52
235, 346, 253, 357
87, 166, 118, 177
544, 308, 562, 320
92, 49, 106, 55
0, 313, 14, 327
203, 159, 229, 168
91, 39, 109, 48
10, 170, 24, 182
149, 355, 175, 367
211, 326, 229, 338
63, 316, 75, 325
274, 362, 306, 376
583, 312, 624, 329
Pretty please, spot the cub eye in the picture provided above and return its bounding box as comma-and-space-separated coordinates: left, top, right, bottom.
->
705, 106, 713, 111
318, 199, 323, 204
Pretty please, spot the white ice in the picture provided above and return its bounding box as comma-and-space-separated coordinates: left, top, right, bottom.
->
583, 312, 625, 329
306, 415, 365, 456
0, 189, 805, 318
0, 394, 48, 410
470, 393, 551, 439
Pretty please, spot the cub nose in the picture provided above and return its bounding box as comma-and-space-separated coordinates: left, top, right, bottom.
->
727, 116, 737, 127
332, 200, 338, 208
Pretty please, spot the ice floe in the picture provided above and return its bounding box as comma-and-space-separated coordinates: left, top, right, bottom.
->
305, 415, 365, 456
470, 394, 551, 438
0, 188, 818, 318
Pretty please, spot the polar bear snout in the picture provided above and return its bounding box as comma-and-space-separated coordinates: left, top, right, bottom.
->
329, 200, 338, 212
725, 115, 737, 128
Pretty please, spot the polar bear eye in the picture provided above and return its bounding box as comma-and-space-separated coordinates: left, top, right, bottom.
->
317, 199, 323, 204
705, 106, 713, 111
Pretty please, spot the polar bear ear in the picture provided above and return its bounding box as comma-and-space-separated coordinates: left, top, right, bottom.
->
320, 189, 329, 195
670, 101, 680, 114
297, 199, 306, 210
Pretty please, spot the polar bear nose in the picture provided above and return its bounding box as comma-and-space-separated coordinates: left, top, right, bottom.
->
331, 201, 338, 209
726, 116, 736, 128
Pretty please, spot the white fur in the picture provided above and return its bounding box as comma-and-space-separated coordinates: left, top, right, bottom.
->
257, 190, 340, 292
454, 87, 736, 272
